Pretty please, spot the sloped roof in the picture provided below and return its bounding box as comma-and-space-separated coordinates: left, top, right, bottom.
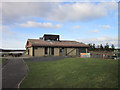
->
27, 39, 89, 47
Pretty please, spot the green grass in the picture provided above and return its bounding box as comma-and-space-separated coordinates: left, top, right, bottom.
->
0, 58, 2, 64
0, 58, 8, 65
0, 58, 1, 61
21, 58, 118, 88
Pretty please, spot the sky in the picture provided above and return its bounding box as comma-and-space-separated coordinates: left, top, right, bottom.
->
0, 0, 119, 49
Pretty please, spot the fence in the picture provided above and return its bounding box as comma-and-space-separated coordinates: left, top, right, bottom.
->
80, 53, 112, 59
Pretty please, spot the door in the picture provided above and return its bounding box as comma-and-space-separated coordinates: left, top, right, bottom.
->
28, 49, 29, 55
45, 47, 48, 55
51, 47, 54, 55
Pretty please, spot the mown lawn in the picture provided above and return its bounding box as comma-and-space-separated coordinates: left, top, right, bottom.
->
21, 58, 118, 88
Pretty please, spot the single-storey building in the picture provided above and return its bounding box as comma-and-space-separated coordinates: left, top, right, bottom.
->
25, 34, 89, 57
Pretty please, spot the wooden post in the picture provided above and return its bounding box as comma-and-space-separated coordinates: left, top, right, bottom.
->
86, 48, 88, 53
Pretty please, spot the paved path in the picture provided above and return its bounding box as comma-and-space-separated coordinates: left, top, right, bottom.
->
24, 56, 68, 62
2, 58, 28, 88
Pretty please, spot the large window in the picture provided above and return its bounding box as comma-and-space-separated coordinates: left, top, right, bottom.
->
60, 48, 64, 53
60, 47, 65, 56
79, 48, 86, 53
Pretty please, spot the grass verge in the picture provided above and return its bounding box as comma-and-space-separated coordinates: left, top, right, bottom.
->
0, 58, 9, 66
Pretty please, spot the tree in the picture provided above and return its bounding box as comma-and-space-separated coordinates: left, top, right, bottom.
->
92, 44, 96, 51
88, 43, 92, 51
111, 44, 115, 51
104, 43, 109, 51
100, 44, 103, 51
96, 45, 100, 51
97, 45, 100, 48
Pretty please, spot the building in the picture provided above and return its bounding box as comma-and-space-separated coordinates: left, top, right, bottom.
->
1, 49, 25, 57
112, 49, 120, 59
25, 34, 89, 57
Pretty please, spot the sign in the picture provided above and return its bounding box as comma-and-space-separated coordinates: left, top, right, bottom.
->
80, 53, 91, 58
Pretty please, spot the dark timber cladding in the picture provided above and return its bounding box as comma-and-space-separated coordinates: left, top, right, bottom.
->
43, 34, 59, 41
25, 34, 89, 57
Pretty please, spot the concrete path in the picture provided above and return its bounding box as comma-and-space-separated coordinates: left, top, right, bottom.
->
2, 58, 28, 88
24, 56, 68, 62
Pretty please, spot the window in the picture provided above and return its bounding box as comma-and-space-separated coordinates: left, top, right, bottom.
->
79, 48, 86, 53
60, 48, 64, 53
34, 47, 38, 49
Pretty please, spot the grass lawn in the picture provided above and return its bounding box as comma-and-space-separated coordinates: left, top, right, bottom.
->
21, 58, 118, 88
0, 58, 9, 65
0, 58, 2, 64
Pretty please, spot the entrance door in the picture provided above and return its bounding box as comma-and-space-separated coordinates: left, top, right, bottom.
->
28, 49, 29, 55
51, 47, 54, 55
45, 47, 48, 55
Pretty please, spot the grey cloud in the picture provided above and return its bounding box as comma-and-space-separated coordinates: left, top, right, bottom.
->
77, 36, 118, 47
2, 2, 117, 24
2, 2, 55, 24
20, 21, 62, 28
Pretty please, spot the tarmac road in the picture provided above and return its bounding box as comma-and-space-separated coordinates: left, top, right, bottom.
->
2, 58, 28, 88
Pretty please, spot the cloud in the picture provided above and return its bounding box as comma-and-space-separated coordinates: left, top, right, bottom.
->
19, 21, 62, 28
77, 36, 118, 47
2, 38, 26, 49
89, 29, 100, 33
0, 25, 26, 49
2, 2, 117, 24
2, 0, 118, 3
0, 25, 16, 38
0, 3, 2, 23
48, 2, 117, 22
72, 25, 80, 29
99, 25, 111, 29
2, 2, 56, 24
